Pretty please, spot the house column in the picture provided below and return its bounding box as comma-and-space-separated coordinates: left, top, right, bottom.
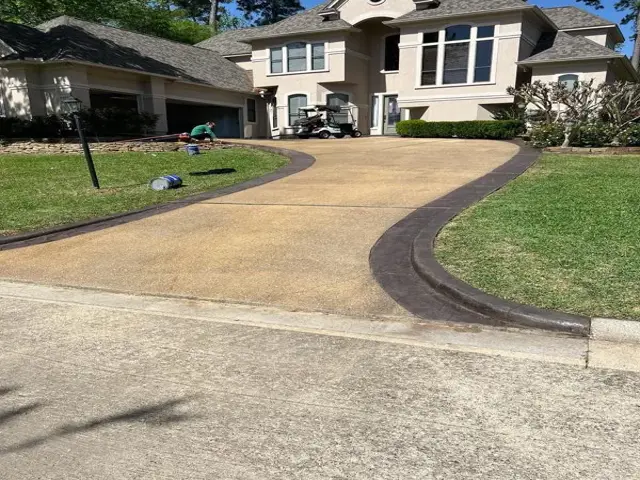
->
141, 77, 168, 134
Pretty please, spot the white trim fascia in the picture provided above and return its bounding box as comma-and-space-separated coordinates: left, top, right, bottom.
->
164, 93, 244, 108
398, 92, 513, 104
223, 53, 252, 59
560, 25, 617, 32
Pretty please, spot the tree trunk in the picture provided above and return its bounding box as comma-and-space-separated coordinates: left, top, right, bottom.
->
209, 0, 219, 32
632, 9, 640, 71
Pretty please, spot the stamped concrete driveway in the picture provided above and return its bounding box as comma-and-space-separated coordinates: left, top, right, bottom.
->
0, 138, 518, 319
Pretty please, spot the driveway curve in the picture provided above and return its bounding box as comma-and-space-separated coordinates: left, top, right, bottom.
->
0, 138, 518, 320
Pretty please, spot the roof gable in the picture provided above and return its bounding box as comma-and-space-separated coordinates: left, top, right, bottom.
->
541, 6, 614, 30
521, 30, 622, 64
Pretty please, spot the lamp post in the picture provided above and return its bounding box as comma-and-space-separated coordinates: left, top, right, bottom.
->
62, 96, 100, 189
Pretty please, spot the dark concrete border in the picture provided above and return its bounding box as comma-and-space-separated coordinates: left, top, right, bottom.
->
370, 141, 591, 336
0, 144, 315, 251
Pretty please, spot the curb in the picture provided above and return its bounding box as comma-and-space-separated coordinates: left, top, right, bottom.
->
371, 140, 591, 336
0, 143, 315, 251
591, 318, 640, 343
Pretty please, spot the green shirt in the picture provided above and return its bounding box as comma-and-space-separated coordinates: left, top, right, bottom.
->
190, 124, 216, 138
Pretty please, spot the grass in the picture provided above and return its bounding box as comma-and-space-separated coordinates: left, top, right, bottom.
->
0, 147, 287, 235
435, 154, 640, 320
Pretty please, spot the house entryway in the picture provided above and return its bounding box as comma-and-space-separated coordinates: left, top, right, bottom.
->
383, 95, 401, 135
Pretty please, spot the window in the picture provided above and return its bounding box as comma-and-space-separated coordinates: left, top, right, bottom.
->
559, 74, 579, 91
270, 42, 327, 74
384, 34, 400, 71
474, 40, 494, 83
327, 93, 350, 124
271, 47, 283, 73
288, 94, 308, 126
312, 43, 325, 70
247, 98, 256, 123
272, 97, 278, 129
371, 96, 379, 128
420, 24, 496, 87
287, 42, 307, 72
421, 45, 438, 86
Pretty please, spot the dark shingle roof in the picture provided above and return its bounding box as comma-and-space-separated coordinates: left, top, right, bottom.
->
542, 6, 614, 30
196, 26, 268, 56
197, 4, 354, 53
387, 0, 533, 25
3, 16, 254, 93
239, 4, 355, 41
0, 21, 50, 60
520, 30, 622, 64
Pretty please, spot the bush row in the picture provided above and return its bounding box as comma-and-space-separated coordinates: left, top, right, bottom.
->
0, 108, 159, 139
529, 122, 640, 148
396, 120, 523, 140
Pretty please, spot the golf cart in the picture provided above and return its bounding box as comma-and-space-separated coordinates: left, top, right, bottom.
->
293, 104, 363, 139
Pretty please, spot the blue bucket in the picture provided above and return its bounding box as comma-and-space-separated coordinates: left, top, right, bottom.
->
150, 174, 182, 191
186, 144, 200, 156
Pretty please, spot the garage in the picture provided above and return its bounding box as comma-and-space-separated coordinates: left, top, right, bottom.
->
166, 101, 242, 138
89, 91, 139, 111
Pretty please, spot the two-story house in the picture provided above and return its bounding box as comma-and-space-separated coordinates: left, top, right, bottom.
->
198, 0, 636, 137
1, 0, 635, 138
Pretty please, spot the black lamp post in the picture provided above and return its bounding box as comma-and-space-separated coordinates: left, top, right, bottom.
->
62, 96, 100, 189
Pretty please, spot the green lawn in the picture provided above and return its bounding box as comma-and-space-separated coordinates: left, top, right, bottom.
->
436, 154, 640, 320
0, 148, 287, 235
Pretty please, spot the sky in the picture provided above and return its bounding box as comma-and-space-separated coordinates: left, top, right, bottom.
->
228, 0, 634, 56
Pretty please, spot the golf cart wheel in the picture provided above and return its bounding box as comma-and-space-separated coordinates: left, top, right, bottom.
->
334, 134, 345, 139
319, 131, 331, 139
351, 130, 363, 138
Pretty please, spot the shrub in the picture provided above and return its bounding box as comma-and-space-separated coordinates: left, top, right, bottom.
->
616, 123, 640, 146
72, 108, 159, 137
396, 120, 522, 140
529, 123, 565, 148
0, 108, 158, 139
575, 122, 615, 147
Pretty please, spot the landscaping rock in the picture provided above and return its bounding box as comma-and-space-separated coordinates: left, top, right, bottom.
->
0, 140, 227, 155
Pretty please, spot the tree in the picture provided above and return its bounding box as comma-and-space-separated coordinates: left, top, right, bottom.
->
236, 0, 303, 26
576, 0, 640, 70
0, 0, 225, 44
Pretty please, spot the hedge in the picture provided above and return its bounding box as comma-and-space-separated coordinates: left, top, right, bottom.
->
0, 108, 159, 139
396, 120, 523, 140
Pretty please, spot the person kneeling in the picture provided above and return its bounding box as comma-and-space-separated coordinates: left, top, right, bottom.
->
190, 121, 217, 142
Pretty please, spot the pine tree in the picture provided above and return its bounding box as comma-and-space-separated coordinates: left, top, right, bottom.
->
236, 0, 303, 26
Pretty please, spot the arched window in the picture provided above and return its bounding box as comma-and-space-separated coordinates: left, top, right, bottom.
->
288, 94, 308, 126
559, 74, 579, 91
384, 34, 400, 71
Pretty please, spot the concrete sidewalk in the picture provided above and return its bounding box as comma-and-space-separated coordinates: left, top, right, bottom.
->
2, 282, 640, 479
0, 138, 518, 319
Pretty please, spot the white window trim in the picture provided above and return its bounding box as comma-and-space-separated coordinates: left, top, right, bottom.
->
416, 23, 499, 89
369, 91, 399, 135
557, 73, 581, 91
268, 42, 329, 76
286, 91, 311, 128
245, 97, 257, 124
323, 91, 353, 106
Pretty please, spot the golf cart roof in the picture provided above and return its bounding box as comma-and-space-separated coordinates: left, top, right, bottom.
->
299, 104, 341, 113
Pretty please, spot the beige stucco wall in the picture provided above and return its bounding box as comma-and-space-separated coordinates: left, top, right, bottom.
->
0, 62, 262, 137
565, 28, 616, 48
393, 12, 521, 121
227, 55, 253, 71
530, 61, 610, 85
337, 0, 414, 26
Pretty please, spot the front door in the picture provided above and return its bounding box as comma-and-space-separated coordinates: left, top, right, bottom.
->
383, 95, 401, 135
